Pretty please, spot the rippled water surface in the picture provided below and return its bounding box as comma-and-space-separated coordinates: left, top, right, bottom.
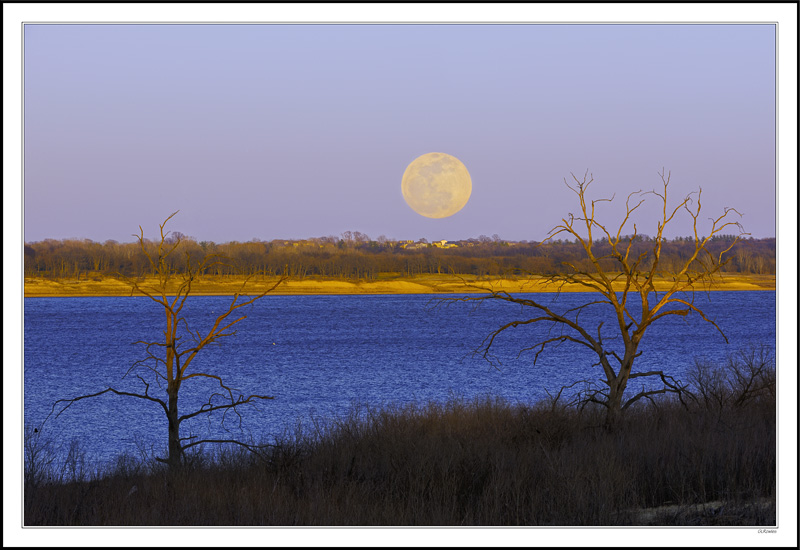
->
24, 291, 775, 468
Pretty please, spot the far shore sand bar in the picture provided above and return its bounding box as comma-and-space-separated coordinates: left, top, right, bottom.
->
24, 274, 776, 298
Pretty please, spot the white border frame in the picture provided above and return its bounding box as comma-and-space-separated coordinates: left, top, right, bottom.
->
4, 3, 797, 548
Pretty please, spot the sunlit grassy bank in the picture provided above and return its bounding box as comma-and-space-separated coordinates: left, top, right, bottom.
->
23, 272, 776, 297
24, 353, 776, 526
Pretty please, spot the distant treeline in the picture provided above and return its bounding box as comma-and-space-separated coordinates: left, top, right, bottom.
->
24, 233, 775, 280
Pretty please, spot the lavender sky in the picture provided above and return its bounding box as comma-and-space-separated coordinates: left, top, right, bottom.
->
24, 23, 776, 244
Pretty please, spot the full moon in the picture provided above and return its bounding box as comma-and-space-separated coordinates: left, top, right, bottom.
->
401, 152, 472, 218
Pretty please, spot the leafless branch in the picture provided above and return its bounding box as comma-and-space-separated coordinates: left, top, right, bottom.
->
46, 386, 168, 426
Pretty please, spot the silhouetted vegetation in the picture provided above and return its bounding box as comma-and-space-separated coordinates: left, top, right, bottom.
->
24, 348, 775, 526
23, 233, 775, 281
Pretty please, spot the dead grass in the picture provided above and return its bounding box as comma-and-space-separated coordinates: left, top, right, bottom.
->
24, 389, 775, 526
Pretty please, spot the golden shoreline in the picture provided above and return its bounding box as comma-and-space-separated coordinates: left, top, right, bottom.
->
24, 274, 776, 298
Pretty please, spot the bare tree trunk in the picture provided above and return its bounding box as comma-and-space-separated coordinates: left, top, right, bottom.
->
606, 376, 627, 426
167, 388, 181, 470
605, 343, 637, 425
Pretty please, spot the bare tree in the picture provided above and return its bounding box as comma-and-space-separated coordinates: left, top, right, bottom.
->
447, 170, 746, 425
46, 212, 285, 470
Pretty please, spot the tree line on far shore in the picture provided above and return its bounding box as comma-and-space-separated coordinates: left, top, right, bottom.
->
23, 233, 775, 281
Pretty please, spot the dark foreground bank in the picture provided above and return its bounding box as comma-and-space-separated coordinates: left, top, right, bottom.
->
24, 354, 775, 526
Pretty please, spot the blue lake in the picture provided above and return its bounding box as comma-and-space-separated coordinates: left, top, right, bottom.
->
23, 291, 775, 469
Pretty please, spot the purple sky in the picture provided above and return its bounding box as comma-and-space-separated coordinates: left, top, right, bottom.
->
24, 23, 776, 243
